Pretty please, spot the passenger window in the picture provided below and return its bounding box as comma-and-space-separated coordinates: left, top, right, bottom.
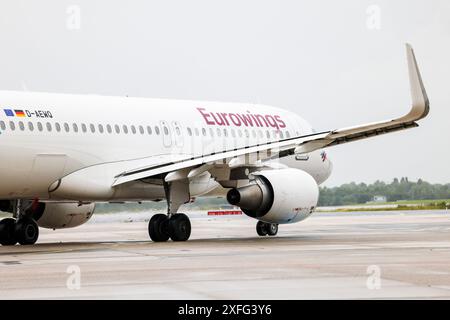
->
82, 124, 87, 133
266, 130, 270, 139
286, 131, 290, 139
0, 121, 5, 130
106, 124, 112, 134
231, 129, 236, 138
131, 125, 136, 134
209, 128, 214, 137
216, 128, 221, 137
147, 126, 152, 135
187, 127, 192, 136
99, 124, 104, 133
37, 122, 43, 132
9, 121, 15, 131
244, 129, 249, 138
155, 126, 160, 135
194, 128, 199, 136
163, 126, 169, 135
252, 130, 256, 138
202, 128, 206, 136
175, 126, 181, 135
279, 131, 284, 139
115, 125, 120, 134
46, 122, 52, 132
223, 128, 228, 137
73, 123, 79, 133
122, 125, 128, 134
64, 123, 70, 132
238, 130, 242, 138
139, 126, 144, 134
19, 121, 25, 131
90, 124, 96, 133
55, 123, 61, 132
28, 122, 34, 131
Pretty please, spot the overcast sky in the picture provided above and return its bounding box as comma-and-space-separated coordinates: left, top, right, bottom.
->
0, 0, 449, 186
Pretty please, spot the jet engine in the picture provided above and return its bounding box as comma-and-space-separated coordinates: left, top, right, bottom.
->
32, 202, 95, 229
227, 168, 319, 224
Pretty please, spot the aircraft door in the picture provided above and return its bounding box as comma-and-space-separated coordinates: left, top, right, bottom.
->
172, 121, 184, 148
160, 121, 172, 148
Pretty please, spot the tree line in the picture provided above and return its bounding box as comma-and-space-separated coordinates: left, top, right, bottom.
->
319, 178, 450, 206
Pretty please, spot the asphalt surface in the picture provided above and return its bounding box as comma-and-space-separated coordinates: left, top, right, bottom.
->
1, 210, 450, 299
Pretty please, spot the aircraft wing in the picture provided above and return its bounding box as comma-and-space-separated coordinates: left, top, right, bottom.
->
112, 44, 429, 187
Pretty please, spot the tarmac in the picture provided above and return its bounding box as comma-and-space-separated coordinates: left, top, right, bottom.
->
1, 210, 450, 299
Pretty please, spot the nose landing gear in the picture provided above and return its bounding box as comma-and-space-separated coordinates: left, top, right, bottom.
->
256, 221, 278, 237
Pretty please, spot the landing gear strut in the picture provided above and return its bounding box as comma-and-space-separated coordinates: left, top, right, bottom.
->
148, 177, 192, 242
256, 221, 278, 237
0, 200, 40, 246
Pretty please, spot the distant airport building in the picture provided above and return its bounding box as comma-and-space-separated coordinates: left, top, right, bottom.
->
372, 195, 387, 203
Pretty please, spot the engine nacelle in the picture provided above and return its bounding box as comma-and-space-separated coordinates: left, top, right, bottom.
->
227, 168, 319, 224
33, 202, 95, 229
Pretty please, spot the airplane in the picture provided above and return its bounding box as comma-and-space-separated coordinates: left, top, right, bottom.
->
0, 44, 429, 246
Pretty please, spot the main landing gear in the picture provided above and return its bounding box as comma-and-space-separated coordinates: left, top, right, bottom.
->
0, 200, 40, 246
256, 221, 278, 237
148, 213, 191, 242
148, 178, 192, 242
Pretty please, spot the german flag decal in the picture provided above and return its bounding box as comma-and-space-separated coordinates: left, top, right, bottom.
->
14, 110, 26, 117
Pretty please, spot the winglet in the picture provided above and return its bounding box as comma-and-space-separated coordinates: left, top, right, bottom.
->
404, 43, 430, 121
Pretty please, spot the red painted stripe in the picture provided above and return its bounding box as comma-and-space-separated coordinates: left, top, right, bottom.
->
207, 210, 242, 216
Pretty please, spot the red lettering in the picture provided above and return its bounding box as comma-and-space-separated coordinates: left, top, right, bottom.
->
197, 108, 287, 130
229, 113, 242, 126
275, 115, 286, 128
211, 112, 226, 126
265, 115, 279, 130
237, 113, 254, 127
250, 114, 261, 127
220, 113, 230, 125
255, 114, 268, 127
197, 108, 215, 125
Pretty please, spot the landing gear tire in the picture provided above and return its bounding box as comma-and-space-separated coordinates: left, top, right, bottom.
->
148, 214, 170, 242
256, 221, 278, 237
267, 223, 278, 236
0, 218, 17, 246
256, 221, 268, 236
15, 218, 39, 245
168, 213, 191, 242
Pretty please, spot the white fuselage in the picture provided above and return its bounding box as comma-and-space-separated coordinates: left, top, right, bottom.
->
0, 91, 332, 201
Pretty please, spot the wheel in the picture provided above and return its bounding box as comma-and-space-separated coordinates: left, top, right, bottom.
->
256, 221, 268, 236
15, 218, 39, 245
168, 213, 191, 242
0, 218, 18, 246
148, 214, 170, 242
267, 223, 278, 236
